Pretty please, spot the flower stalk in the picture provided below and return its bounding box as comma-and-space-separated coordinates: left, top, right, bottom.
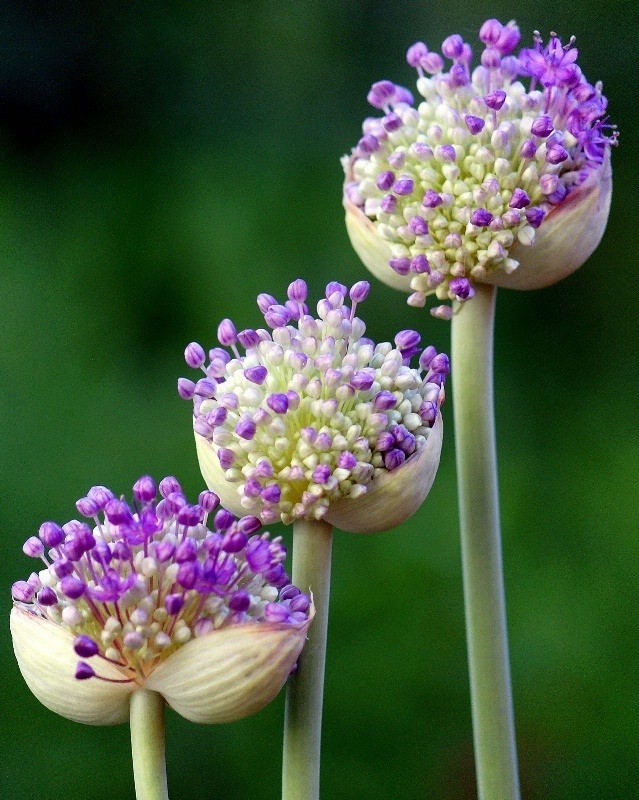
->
451, 283, 520, 800
130, 689, 169, 800
282, 519, 333, 800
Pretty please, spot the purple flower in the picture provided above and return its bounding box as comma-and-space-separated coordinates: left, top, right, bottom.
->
11, 476, 312, 727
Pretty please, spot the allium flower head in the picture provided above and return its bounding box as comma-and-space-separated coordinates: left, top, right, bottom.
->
181, 279, 447, 531
11, 476, 312, 725
343, 20, 616, 318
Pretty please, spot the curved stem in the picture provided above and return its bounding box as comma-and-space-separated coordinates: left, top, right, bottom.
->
282, 518, 333, 800
130, 689, 169, 800
451, 284, 521, 800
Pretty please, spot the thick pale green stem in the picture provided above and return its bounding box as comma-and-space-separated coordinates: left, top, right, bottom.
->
130, 689, 169, 800
282, 518, 333, 800
451, 284, 521, 800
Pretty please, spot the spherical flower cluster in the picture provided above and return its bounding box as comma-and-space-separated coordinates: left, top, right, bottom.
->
10, 476, 312, 725
180, 279, 447, 531
343, 19, 616, 318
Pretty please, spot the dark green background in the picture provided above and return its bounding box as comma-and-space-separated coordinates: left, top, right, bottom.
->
1, 1, 637, 798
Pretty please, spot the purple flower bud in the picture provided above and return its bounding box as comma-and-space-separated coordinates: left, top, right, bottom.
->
133, 475, 157, 503
389, 257, 411, 275
61, 577, 86, 599
74, 635, 99, 658
442, 34, 464, 59
217, 448, 236, 469
375, 170, 395, 191
520, 139, 537, 159
437, 144, 457, 162
525, 207, 545, 228
394, 329, 421, 351
229, 590, 251, 613
11, 580, 35, 602
244, 365, 268, 385
194, 378, 216, 397
465, 115, 486, 135
177, 504, 203, 527
159, 477, 182, 498
214, 508, 235, 531
546, 145, 569, 164
237, 328, 261, 349
222, 531, 248, 553
358, 134, 379, 153
484, 90, 506, 110
375, 432, 395, 452
367, 80, 396, 109
393, 178, 415, 196
22, 536, 44, 558
217, 318, 237, 347
481, 47, 501, 69
87, 485, 114, 509
38, 521, 64, 548
325, 281, 348, 298
287, 279, 308, 303
479, 18, 503, 45
383, 113, 402, 132
419, 346, 437, 370
37, 586, 57, 606
411, 255, 430, 274
75, 497, 99, 517
165, 593, 184, 615
264, 305, 291, 328
422, 189, 443, 208
384, 448, 406, 470
176, 561, 199, 590
349, 281, 370, 303
350, 369, 375, 391
177, 377, 196, 399
470, 208, 494, 227
257, 293, 278, 313
373, 390, 397, 411
380, 194, 397, 214
236, 515, 261, 535
449, 277, 476, 301
423, 52, 444, 73
105, 499, 133, 526
430, 353, 451, 375
531, 115, 553, 137
509, 188, 531, 209
236, 418, 257, 440
184, 342, 206, 369
198, 490, 220, 513
261, 484, 282, 504
407, 41, 428, 67
312, 465, 331, 484
409, 216, 429, 235
496, 22, 520, 54
75, 662, 95, 680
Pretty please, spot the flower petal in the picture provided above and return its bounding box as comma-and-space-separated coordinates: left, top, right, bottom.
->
10, 606, 134, 725
325, 412, 443, 532
481, 149, 612, 290
145, 614, 312, 723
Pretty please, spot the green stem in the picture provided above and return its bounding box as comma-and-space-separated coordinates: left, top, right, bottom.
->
130, 689, 169, 800
451, 283, 521, 800
282, 518, 333, 800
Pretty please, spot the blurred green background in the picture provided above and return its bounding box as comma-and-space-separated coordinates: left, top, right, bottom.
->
1, 1, 637, 798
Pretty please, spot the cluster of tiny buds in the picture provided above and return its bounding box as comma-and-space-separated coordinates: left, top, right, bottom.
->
12, 476, 310, 683
180, 279, 449, 525
344, 19, 617, 317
